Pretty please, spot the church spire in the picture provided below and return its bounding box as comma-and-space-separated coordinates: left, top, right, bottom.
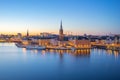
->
27, 29, 29, 37
59, 20, 64, 41
60, 20, 63, 30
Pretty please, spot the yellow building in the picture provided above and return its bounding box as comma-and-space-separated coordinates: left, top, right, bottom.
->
69, 40, 91, 48
38, 39, 51, 46
22, 40, 29, 45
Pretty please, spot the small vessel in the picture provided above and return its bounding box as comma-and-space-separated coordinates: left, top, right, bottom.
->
59, 47, 67, 50
26, 45, 45, 50
71, 47, 76, 51
15, 43, 26, 48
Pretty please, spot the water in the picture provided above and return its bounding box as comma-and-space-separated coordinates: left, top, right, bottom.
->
0, 43, 120, 80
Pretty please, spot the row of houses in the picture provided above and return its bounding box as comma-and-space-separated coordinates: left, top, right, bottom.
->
20, 34, 120, 49
21, 36, 91, 49
90, 35, 120, 45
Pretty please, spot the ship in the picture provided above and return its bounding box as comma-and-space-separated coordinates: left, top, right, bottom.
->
26, 45, 46, 50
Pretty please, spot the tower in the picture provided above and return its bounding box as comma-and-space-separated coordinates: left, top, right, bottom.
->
59, 20, 64, 41
27, 29, 29, 37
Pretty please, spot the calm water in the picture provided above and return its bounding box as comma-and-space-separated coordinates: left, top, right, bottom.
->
0, 43, 120, 80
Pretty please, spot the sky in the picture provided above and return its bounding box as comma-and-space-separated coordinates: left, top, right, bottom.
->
0, 0, 120, 35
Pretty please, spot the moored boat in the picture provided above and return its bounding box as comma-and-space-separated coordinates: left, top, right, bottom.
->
26, 45, 45, 50
15, 43, 26, 48
71, 47, 76, 51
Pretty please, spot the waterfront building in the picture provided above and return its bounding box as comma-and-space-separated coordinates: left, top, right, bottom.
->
94, 36, 114, 45
17, 33, 22, 38
68, 36, 91, 48
9, 34, 22, 42
58, 40, 68, 47
50, 38, 58, 46
73, 40, 91, 48
38, 37, 59, 46
114, 35, 119, 44
105, 37, 113, 44
22, 39, 30, 45
10, 37, 22, 42
31, 38, 39, 44
40, 32, 51, 37
38, 38, 51, 46
96, 39, 106, 44
105, 38, 112, 44
119, 36, 120, 44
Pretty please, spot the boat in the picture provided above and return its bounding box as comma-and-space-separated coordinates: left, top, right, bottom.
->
26, 45, 45, 50
71, 47, 76, 51
15, 43, 26, 48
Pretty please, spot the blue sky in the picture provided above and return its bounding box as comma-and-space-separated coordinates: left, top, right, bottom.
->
0, 0, 120, 35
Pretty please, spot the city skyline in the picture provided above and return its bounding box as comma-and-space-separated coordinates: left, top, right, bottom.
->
0, 0, 120, 35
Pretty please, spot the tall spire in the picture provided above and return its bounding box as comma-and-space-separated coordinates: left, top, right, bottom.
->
60, 20, 63, 30
59, 20, 64, 41
27, 29, 29, 36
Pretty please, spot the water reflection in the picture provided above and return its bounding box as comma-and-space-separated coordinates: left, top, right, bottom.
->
107, 50, 119, 58
21, 48, 120, 59
55, 49, 90, 57
92, 48, 120, 57
72, 49, 90, 57
22, 48, 26, 54
41, 50, 46, 56
107, 50, 113, 55
22, 49, 91, 57
1, 43, 120, 80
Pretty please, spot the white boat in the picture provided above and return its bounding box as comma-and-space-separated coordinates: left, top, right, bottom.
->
71, 47, 76, 51
59, 47, 67, 50
26, 45, 45, 50
15, 43, 26, 48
